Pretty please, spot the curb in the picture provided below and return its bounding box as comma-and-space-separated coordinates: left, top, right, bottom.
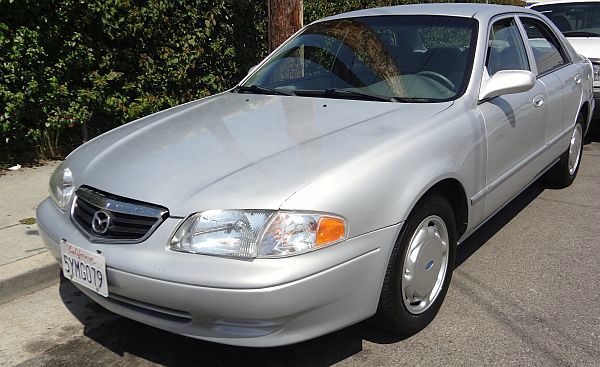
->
0, 251, 60, 305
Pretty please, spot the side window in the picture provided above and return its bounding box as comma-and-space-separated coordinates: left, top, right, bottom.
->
520, 18, 568, 75
486, 18, 530, 76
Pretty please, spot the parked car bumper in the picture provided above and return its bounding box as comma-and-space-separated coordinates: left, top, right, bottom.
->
36, 197, 400, 347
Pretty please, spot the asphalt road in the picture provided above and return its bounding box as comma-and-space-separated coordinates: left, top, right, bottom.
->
4, 142, 600, 367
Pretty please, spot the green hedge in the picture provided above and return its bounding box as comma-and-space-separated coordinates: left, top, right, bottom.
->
0, 0, 522, 166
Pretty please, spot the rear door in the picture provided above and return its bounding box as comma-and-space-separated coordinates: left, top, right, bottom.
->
518, 16, 582, 140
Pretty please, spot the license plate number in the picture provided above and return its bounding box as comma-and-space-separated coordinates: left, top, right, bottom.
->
59, 241, 108, 297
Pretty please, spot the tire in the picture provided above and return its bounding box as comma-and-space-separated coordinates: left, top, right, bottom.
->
374, 194, 457, 337
545, 114, 584, 188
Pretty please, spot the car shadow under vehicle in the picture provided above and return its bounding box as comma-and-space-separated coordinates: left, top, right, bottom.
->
45, 181, 547, 367
584, 121, 600, 144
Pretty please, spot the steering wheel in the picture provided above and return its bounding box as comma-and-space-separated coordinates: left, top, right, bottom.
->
415, 71, 456, 91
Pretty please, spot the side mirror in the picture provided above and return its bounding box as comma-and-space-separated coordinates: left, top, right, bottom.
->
479, 70, 536, 101
248, 65, 259, 75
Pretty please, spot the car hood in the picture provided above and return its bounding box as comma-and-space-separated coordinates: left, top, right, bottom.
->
565, 37, 600, 60
68, 92, 452, 216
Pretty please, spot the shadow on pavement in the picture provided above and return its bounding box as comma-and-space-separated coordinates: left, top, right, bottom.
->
54, 182, 546, 366
584, 124, 599, 145
455, 181, 544, 268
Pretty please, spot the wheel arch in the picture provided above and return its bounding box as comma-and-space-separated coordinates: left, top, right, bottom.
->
405, 177, 470, 239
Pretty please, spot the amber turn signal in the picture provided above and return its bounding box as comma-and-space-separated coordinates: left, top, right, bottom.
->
316, 217, 346, 246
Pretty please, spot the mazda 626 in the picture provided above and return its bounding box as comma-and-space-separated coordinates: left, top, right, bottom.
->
37, 3, 595, 346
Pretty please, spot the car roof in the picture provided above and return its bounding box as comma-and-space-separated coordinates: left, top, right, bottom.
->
315, 3, 538, 23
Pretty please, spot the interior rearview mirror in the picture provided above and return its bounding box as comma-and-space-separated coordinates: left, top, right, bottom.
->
479, 70, 536, 101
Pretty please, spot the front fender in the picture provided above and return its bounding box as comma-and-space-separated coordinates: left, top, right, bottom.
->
281, 105, 487, 239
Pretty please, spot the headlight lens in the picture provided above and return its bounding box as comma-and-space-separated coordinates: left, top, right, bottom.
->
169, 210, 272, 258
593, 63, 599, 82
169, 210, 346, 259
49, 162, 74, 211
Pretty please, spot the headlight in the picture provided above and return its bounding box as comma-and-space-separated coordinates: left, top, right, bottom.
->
169, 210, 346, 259
593, 63, 599, 82
49, 162, 74, 211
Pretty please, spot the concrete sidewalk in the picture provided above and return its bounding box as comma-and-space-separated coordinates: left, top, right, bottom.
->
0, 162, 61, 304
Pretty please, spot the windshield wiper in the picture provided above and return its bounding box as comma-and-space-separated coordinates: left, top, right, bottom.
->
233, 85, 293, 96
562, 31, 600, 37
392, 97, 437, 103
294, 88, 397, 102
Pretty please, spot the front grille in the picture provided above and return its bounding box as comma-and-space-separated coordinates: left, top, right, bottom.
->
71, 186, 168, 243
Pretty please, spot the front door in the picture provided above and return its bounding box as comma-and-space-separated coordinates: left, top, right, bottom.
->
478, 16, 549, 219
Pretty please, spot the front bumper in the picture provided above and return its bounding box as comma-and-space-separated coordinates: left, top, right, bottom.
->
37, 198, 401, 347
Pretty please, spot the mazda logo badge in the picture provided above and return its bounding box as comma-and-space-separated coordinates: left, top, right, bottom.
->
92, 210, 112, 235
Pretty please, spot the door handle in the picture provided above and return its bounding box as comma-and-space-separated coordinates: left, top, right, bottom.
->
574, 74, 582, 85
533, 95, 545, 108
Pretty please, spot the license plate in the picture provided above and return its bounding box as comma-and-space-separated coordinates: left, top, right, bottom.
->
60, 240, 108, 297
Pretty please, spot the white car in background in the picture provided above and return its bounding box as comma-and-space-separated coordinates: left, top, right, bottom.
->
529, 0, 600, 135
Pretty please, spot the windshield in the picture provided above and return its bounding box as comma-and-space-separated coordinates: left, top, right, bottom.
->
532, 2, 600, 36
241, 16, 478, 102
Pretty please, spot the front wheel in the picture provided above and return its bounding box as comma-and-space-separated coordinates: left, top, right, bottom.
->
374, 195, 457, 336
545, 115, 584, 188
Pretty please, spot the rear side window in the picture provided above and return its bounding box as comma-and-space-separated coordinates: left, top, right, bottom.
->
486, 18, 530, 76
520, 18, 568, 75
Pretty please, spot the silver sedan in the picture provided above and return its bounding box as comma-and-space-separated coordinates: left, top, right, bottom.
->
37, 3, 595, 347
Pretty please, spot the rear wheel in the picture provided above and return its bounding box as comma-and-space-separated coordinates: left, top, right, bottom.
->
374, 195, 457, 336
545, 114, 584, 188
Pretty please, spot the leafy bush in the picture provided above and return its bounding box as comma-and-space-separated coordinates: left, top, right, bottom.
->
0, 0, 522, 166
0, 0, 266, 165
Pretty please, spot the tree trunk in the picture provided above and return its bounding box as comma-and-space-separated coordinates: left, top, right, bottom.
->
268, 0, 303, 52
